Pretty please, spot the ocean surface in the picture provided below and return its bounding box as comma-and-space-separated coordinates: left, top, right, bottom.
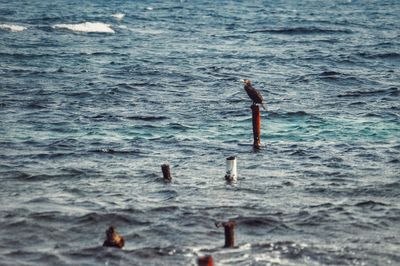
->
0, 0, 399, 265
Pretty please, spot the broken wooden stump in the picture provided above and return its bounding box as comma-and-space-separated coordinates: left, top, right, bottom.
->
103, 226, 124, 249
215, 220, 236, 248
161, 164, 172, 182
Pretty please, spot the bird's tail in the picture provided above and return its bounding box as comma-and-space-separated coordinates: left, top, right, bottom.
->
261, 103, 268, 111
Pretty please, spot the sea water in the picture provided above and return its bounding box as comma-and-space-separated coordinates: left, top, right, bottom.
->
0, 0, 399, 265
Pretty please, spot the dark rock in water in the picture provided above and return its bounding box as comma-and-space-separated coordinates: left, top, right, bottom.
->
103, 226, 124, 249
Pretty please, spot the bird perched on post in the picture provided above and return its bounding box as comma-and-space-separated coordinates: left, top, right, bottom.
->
241, 79, 268, 111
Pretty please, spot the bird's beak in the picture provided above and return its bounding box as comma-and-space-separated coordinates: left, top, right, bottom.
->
240, 79, 245, 83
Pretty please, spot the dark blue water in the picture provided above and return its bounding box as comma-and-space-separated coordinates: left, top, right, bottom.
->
1, 0, 399, 265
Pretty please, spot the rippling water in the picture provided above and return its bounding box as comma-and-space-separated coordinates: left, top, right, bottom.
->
1, 0, 399, 265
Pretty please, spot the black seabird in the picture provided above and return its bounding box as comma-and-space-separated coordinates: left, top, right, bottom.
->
241, 79, 267, 110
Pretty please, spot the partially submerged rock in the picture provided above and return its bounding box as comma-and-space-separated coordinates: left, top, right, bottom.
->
103, 226, 124, 249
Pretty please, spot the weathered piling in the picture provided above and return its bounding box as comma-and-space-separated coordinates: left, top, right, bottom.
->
161, 164, 172, 182
215, 220, 236, 248
103, 226, 124, 249
197, 255, 214, 266
251, 104, 261, 149
225, 156, 237, 182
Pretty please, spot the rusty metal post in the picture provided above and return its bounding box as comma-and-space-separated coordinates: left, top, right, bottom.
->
161, 164, 172, 182
197, 255, 214, 266
251, 104, 261, 149
215, 220, 236, 248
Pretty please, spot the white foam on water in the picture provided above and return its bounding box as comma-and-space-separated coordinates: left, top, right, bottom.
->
0, 24, 27, 32
111, 13, 125, 20
53, 22, 115, 33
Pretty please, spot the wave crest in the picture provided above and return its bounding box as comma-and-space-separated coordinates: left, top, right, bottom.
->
53, 22, 114, 33
111, 13, 125, 20
0, 24, 27, 32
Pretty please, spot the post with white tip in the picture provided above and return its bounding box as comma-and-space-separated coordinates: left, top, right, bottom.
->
225, 156, 237, 182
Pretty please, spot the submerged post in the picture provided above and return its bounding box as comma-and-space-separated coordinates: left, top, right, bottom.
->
197, 255, 214, 266
251, 104, 261, 149
161, 164, 172, 182
215, 220, 236, 248
102, 226, 125, 249
225, 156, 237, 182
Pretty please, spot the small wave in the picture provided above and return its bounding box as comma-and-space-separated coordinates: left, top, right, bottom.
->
111, 13, 125, 20
268, 110, 310, 119
128, 27, 165, 35
90, 148, 141, 155
290, 149, 308, 156
149, 206, 179, 213
0, 24, 27, 32
388, 158, 399, 164
319, 71, 342, 77
75, 212, 133, 225
338, 87, 398, 98
286, 111, 308, 116
25, 101, 46, 109
355, 200, 388, 208
53, 22, 114, 33
91, 113, 120, 122
6, 171, 31, 180
0, 52, 56, 59
237, 216, 281, 227
126, 115, 168, 121
249, 27, 352, 35
358, 52, 400, 60
318, 71, 361, 82
0, 9, 15, 16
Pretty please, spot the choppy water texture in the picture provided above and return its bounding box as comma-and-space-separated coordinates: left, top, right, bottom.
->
1, 0, 399, 265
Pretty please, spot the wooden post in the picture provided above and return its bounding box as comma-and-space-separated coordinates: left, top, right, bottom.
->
102, 226, 125, 249
225, 156, 237, 182
197, 255, 214, 266
215, 220, 236, 248
251, 104, 261, 149
161, 164, 172, 182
